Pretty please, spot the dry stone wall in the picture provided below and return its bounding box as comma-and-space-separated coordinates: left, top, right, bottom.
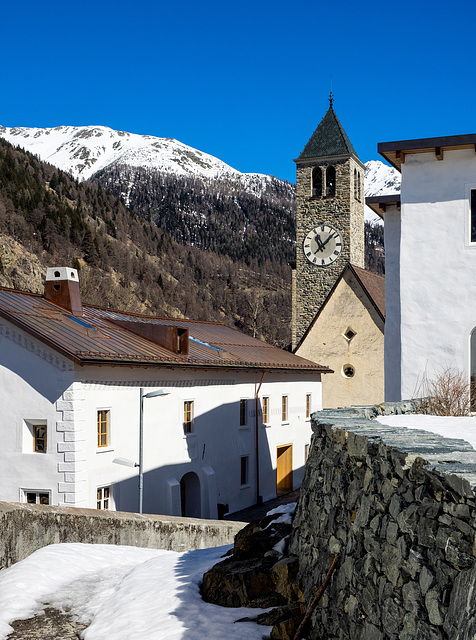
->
290, 402, 476, 640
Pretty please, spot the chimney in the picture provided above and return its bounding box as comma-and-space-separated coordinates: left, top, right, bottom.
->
43, 267, 83, 316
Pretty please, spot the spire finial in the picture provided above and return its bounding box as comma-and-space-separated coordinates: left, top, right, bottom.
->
329, 90, 334, 108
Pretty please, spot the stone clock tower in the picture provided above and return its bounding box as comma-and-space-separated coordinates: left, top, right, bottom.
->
292, 96, 365, 349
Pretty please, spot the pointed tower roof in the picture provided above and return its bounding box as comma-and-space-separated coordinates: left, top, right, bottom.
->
297, 97, 359, 161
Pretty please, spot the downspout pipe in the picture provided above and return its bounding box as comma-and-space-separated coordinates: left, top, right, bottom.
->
255, 371, 267, 505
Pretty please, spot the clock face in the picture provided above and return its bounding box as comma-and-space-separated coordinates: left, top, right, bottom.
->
303, 224, 343, 266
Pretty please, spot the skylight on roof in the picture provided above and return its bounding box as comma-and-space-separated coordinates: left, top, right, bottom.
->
189, 336, 222, 353
70, 316, 94, 329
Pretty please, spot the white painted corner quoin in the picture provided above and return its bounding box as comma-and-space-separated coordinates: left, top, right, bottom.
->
0, 268, 328, 519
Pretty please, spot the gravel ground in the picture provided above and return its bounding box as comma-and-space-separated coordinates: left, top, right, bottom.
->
7, 607, 86, 640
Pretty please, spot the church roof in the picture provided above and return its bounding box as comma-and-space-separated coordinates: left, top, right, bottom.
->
351, 265, 385, 320
297, 104, 359, 161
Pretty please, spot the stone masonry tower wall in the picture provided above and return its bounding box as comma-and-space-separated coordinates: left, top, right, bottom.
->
292, 102, 365, 350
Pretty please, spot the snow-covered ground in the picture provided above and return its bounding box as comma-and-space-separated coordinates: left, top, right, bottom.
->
0, 543, 272, 640
376, 414, 476, 450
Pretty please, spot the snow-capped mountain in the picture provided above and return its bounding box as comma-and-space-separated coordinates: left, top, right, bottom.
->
0, 124, 274, 192
0, 124, 399, 226
363, 160, 400, 225
364, 160, 400, 197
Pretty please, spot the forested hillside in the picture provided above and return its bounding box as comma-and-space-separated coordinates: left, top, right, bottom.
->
0, 137, 385, 349
0, 139, 291, 346
93, 165, 296, 266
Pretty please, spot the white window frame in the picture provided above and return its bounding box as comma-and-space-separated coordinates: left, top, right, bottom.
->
239, 398, 248, 427
97, 485, 114, 510
305, 394, 312, 420
281, 395, 289, 424
21, 488, 51, 505
240, 455, 250, 487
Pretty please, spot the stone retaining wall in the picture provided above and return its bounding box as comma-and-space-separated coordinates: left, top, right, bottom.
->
290, 401, 476, 640
0, 501, 245, 570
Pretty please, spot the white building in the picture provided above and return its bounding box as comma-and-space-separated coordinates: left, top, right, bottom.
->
366, 133, 476, 403
0, 268, 328, 518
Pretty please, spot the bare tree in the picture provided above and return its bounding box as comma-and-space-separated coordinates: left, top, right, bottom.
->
414, 367, 471, 416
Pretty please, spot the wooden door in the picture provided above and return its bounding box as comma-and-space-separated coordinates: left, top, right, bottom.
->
276, 444, 293, 495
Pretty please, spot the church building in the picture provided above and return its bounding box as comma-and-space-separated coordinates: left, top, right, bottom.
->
292, 96, 385, 408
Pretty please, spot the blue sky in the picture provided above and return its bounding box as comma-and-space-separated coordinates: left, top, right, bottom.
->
2, 0, 476, 182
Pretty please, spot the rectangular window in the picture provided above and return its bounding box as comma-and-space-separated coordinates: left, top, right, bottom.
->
240, 399, 248, 426
282, 395, 288, 422
262, 396, 269, 424
184, 400, 194, 434
306, 394, 312, 419
97, 410, 109, 448
97, 486, 111, 510
24, 491, 50, 505
240, 456, 249, 486
305, 443, 310, 462
33, 424, 47, 452
471, 189, 476, 243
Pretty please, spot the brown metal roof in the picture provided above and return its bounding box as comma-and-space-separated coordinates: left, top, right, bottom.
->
0, 286, 330, 373
351, 265, 385, 320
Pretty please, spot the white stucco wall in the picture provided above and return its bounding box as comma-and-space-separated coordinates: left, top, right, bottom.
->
0, 316, 321, 518
385, 148, 476, 399
75, 367, 320, 517
0, 320, 75, 505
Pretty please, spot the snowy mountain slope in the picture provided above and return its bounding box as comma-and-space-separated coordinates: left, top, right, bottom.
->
364, 160, 400, 197
0, 124, 398, 226
364, 160, 401, 225
0, 124, 271, 189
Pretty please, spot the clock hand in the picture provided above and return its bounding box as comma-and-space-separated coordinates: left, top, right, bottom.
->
315, 235, 325, 251
320, 233, 335, 249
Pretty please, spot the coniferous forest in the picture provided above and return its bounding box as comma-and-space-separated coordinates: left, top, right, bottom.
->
0, 138, 384, 348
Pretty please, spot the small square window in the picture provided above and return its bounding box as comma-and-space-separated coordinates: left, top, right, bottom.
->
262, 397, 269, 424
33, 424, 47, 453
241, 456, 249, 486
184, 401, 194, 434
97, 410, 110, 448
240, 399, 248, 426
97, 486, 111, 510
282, 395, 288, 423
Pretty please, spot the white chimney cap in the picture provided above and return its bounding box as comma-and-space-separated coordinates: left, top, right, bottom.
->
46, 267, 79, 283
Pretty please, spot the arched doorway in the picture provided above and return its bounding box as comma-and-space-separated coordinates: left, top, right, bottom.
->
471, 329, 476, 411
180, 472, 201, 518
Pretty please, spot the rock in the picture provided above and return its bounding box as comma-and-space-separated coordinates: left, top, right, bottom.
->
201, 555, 283, 607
